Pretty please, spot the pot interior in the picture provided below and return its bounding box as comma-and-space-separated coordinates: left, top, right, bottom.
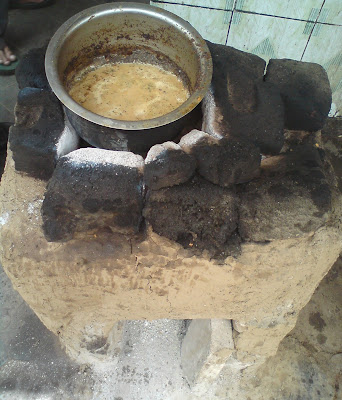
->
65, 46, 192, 121
46, 2, 212, 130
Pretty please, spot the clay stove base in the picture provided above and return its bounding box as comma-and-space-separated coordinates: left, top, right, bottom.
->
1, 150, 341, 366
1, 259, 342, 400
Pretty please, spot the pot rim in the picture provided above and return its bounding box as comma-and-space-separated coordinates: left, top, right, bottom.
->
45, 2, 213, 131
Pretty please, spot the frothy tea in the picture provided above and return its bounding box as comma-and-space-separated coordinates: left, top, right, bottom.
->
69, 62, 190, 121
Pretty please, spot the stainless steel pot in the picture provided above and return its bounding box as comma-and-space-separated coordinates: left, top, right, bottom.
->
45, 2, 213, 154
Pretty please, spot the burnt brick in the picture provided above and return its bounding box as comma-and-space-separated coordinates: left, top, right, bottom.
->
265, 59, 332, 131
143, 175, 239, 258
238, 146, 332, 241
15, 47, 50, 90
9, 88, 79, 180
202, 42, 285, 155
144, 141, 196, 190
42, 148, 144, 242
179, 130, 261, 186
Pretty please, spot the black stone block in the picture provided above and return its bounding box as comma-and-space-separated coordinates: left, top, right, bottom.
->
180, 130, 261, 186
144, 141, 196, 190
265, 59, 332, 131
238, 146, 332, 241
42, 148, 145, 242
9, 88, 79, 180
202, 42, 285, 155
15, 47, 50, 90
143, 175, 239, 258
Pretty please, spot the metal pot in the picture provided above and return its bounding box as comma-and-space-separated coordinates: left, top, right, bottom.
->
45, 2, 212, 154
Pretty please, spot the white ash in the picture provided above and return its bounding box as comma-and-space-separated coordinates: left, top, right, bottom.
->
0, 212, 10, 226
145, 142, 181, 163
27, 199, 43, 221
179, 129, 218, 151
91, 319, 193, 400
65, 148, 144, 170
56, 118, 79, 158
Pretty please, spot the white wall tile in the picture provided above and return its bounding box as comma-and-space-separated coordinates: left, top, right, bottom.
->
227, 13, 310, 62
302, 24, 342, 65
237, 0, 324, 20
151, 1, 342, 114
317, 0, 342, 25
151, 3, 231, 44
151, 1, 231, 9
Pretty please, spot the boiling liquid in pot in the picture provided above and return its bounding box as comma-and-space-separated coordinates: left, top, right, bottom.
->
68, 62, 190, 121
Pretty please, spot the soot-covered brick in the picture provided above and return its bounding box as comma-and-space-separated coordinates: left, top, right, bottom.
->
15, 47, 50, 90
238, 145, 332, 241
144, 141, 196, 190
180, 130, 261, 186
42, 148, 144, 242
143, 175, 239, 258
9, 88, 79, 180
202, 42, 285, 155
265, 59, 331, 132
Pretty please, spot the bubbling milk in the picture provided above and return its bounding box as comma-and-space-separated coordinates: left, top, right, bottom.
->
68, 62, 190, 121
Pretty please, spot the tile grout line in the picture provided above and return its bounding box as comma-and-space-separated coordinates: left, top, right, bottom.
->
0, 82, 19, 114
233, 7, 341, 26
225, 0, 237, 46
300, 0, 326, 61
151, 0, 342, 27
0, 91, 17, 113
0, 104, 15, 121
0, 81, 19, 90
0, 101, 13, 110
0, 79, 18, 91
152, 0, 234, 12
0, 102, 15, 114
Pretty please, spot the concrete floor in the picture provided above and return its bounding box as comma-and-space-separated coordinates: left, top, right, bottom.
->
0, 263, 95, 399
0, 1, 341, 399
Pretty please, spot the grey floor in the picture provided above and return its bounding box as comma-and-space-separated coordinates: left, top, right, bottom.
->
0, 264, 95, 399
0, 0, 148, 123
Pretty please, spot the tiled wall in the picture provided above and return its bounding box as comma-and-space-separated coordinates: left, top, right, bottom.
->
151, 0, 342, 117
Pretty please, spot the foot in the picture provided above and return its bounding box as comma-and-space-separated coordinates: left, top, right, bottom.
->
0, 45, 16, 66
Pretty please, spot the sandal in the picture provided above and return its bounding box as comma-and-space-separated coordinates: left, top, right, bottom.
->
0, 38, 19, 76
9, 0, 55, 10
0, 58, 19, 75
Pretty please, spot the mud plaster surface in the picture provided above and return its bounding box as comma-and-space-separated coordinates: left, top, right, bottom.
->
0, 150, 342, 363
